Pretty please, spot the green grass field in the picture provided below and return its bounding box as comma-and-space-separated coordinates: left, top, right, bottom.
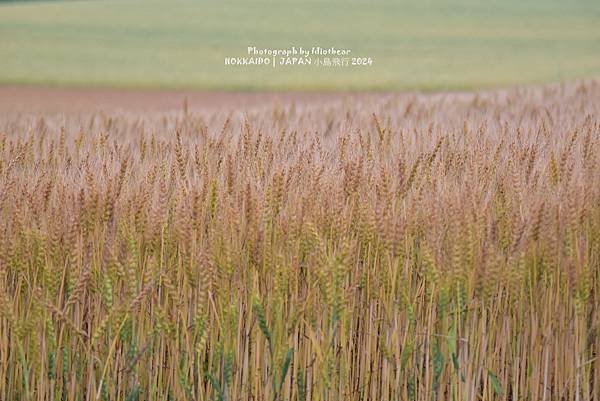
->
0, 0, 599, 90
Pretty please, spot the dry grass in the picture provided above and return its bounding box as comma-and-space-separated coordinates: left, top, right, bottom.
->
0, 81, 599, 400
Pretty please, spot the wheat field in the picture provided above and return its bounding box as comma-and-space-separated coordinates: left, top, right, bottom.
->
0, 82, 599, 400
2, 0, 600, 90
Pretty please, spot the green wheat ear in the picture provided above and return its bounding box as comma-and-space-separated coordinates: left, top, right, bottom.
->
100, 381, 109, 401
252, 295, 271, 342
47, 351, 56, 380
488, 370, 503, 396
278, 348, 293, 394
297, 368, 306, 401
224, 350, 234, 387
207, 373, 224, 401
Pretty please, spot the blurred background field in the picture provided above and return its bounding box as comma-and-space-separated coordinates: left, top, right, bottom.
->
0, 0, 599, 91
